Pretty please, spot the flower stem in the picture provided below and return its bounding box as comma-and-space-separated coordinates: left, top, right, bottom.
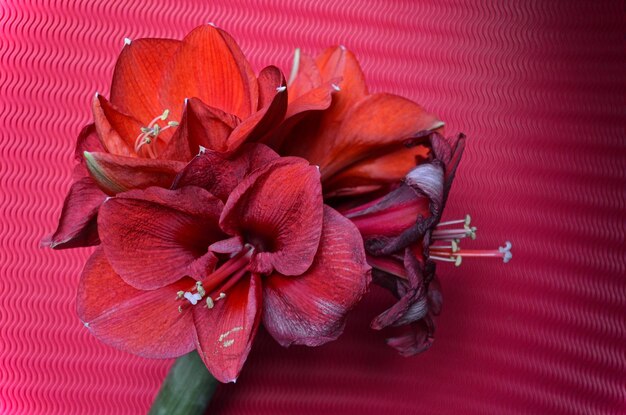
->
148, 351, 218, 415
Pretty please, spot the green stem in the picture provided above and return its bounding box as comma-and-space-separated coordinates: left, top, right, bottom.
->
148, 351, 218, 415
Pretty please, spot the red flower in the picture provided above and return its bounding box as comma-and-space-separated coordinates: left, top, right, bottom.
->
45, 24, 289, 248
275, 46, 444, 198
77, 151, 370, 382
341, 132, 465, 355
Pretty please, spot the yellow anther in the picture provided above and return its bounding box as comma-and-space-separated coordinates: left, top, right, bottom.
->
161, 109, 170, 120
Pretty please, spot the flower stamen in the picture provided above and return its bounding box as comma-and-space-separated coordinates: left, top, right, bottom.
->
133, 109, 179, 158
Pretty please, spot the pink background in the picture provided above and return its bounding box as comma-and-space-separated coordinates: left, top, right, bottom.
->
1, 1, 624, 414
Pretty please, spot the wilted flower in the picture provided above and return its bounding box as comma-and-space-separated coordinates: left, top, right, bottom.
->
343, 132, 511, 354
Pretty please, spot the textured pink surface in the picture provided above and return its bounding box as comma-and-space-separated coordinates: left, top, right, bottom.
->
1, 1, 625, 414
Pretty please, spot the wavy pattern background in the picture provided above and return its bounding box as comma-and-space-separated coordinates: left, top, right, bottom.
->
1, 0, 625, 414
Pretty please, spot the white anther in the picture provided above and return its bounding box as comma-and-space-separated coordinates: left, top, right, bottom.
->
161, 109, 170, 120
464, 214, 472, 226
198, 146, 207, 155
276, 85, 287, 92
454, 256, 462, 267
206, 297, 215, 309
499, 241, 513, 263
124, 37, 132, 45
331, 83, 341, 91
176, 290, 184, 300
184, 292, 203, 305
451, 240, 459, 252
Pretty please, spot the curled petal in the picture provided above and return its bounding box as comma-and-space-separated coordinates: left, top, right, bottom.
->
385, 316, 436, 357
194, 274, 262, 383
84, 151, 185, 195
99, 186, 225, 290
42, 177, 106, 249
263, 206, 370, 347
110, 38, 181, 124
172, 143, 279, 201
315, 46, 368, 116
160, 25, 256, 121
74, 124, 104, 162
161, 97, 239, 159
77, 248, 196, 358
323, 144, 431, 198
371, 248, 433, 329
220, 157, 323, 276
92, 94, 142, 157
227, 66, 287, 150
319, 93, 443, 180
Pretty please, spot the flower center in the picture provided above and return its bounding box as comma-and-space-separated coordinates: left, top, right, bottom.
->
176, 244, 254, 312
134, 109, 179, 159
429, 214, 512, 266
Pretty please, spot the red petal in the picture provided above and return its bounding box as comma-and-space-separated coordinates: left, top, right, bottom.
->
323, 144, 431, 197
318, 93, 443, 180
315, 46, 368, 117
74, 124, 104, 162
83, 151, 185, 195
42, 177, 107, 249
110, 38, 181, 124
98, 186, 225, 290
160, 25, 256, 121
77, 248, 196, 358
287, 51, 322, 101
172, 143, 279, 201
263, 206, 370, 347
160, 97, 239, 159
193, 273, 262, 383
227, 66, 287, 150
220, 157, 323, 276
92, 94, 143, 157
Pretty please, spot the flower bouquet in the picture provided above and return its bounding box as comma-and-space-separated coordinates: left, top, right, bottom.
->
44, 24, 511, 413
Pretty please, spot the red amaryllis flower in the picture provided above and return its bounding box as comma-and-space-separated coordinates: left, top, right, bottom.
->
45, 24, 290, 249
78, 152, 370, 382
275, 46, 444, 198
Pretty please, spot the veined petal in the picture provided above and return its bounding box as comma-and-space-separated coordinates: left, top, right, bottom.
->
318, 93, 443, 180
84, 151, 185, 195
110, 38, 181, 124
172, 143, 279, 201
42, 177, 107, 249
92, 94, 143, 157
315, 45, 368, 117
161, 97, 239, 159
263, 206, 370, 347
287, 51, 321, 101
227, 66, 287, 150
220, 157, 323, 276
98, 186, 225, 290
77, 248, 196, 358
193, 273, 262, 383
160, 25, 255, 121
323, 144, 431, 198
